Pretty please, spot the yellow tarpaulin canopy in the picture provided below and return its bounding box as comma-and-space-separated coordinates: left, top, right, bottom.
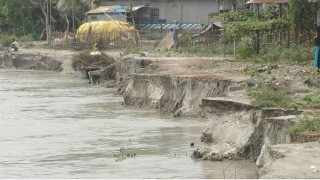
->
76, 21, 136, 42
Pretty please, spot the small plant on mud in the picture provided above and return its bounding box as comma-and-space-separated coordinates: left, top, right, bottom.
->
165, 52, 171, 57
196, 64, 204, 70
130, 47, 140, 54
248, 87, 296, 108
114, 147, 136, 162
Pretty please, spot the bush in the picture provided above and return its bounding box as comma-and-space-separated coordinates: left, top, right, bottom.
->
287, 115, 320, 135
0, 34, 17, 46
236, 45, 254, 59
279, 44, 309, 64
71, 51, 115, 70
248, 87, 296, 108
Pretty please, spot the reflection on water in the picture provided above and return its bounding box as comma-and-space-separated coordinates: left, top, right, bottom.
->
0, 70, 257, 178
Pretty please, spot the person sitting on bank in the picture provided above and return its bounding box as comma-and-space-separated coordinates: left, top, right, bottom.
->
90, 42, 101, 56
11, 38, 18, 51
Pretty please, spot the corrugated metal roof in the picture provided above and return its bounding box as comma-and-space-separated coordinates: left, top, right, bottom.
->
132, 5, 149, 11
246, 0, 289, 4
86, 5, 126, 15
86, 5, 150, 15
139, 24, 202, 30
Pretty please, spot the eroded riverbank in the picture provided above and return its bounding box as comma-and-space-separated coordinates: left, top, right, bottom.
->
1, 47, 320, 178
0, 69, 258, 178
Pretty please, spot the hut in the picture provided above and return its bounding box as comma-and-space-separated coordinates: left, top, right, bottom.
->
191, 22, 222, 46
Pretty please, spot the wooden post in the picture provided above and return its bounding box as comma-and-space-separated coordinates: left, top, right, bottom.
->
279, 3, 282, 48
233, 39, 236, 57
256, 4, 260, 54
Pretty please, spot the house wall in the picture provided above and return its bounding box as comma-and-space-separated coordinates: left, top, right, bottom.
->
100, 0, 232, 24
87, 14, 127, 22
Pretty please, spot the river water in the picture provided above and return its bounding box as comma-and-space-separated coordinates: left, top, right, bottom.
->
0, 70, 257, 178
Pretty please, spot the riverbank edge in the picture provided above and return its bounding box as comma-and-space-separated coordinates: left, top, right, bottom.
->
2, 51, 320, 179
112, 56, 320, 179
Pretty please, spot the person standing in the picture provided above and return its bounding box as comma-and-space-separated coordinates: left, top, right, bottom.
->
314, 26, 320, 73
171, 20, 180, 52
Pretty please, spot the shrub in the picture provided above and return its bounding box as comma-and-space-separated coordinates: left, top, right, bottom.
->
236, 45, 254, 59
279, 44, 309, 64
248, 87, 296, 108
0, 34, 17, 46
71, 51, 115, 70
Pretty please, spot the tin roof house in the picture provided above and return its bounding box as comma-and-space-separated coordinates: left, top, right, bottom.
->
85, 5, 157, 23
100, 0, 234, 24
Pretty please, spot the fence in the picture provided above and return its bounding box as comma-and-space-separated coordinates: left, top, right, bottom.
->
49, 28, 315, 54
50, 30, 169, 50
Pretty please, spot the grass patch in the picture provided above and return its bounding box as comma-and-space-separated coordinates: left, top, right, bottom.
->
248, 87, 296, 108
238, 44, 311, 64
130, 47, 140, 54
182, 44, 233, 57
71, 51, 115, 70
0, 34, 36, 47
300, 90, 320, 108
287, 115, 320, 135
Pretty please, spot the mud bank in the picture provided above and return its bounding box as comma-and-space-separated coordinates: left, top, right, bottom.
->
0, 51, 62, 71
257, 142, 320, 178
113, 56, 320, 178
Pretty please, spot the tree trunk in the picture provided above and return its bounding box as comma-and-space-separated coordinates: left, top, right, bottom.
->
65, 14, 70, 39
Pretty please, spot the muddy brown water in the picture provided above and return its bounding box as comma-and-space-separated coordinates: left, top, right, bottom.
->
0, 70, 257, 178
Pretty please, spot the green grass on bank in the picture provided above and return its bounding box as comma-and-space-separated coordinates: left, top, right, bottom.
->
287, 115, 320, 135
300, 90, 320, 108
0, 34, 36, 46
248, 87, 296, 108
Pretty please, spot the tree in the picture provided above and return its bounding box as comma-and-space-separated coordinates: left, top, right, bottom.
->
289, 0, 315, 44
30, 0, 52, 43
0, 0, 34, 36
57, 0, 89, 36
